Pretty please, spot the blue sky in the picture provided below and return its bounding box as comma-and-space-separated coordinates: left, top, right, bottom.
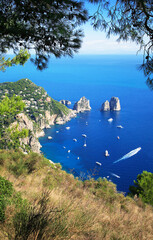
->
79, 2, 139, 55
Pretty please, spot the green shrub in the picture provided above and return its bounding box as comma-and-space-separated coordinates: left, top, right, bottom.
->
0, 175, 13, 222
128, 171, 153, 205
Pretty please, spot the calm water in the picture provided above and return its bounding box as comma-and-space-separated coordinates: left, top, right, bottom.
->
1, 55, 153, 193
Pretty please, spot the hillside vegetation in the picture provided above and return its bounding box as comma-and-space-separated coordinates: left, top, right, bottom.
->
0, 150, 153, 240
0, 78, 70, 122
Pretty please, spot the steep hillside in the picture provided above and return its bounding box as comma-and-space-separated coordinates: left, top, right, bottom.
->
0, 78, 75, 130
0, 149, 153, 240
0, 79, 76, 153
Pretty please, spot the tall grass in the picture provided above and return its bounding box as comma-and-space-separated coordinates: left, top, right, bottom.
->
0, 150, 153, 240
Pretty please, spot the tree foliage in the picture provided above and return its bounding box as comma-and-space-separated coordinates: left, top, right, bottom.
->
89, 0, 153, 88
0, 0, 88, 70
0, 95, 28, 150
0, 49, 30, 71
128, 171, 153, 205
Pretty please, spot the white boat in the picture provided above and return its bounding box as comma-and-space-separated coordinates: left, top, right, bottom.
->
66, 127, 70, 130
48, 136, 52, 140
96, 162, 102, 166
63, 146, 66, 149
56, 131, 59, 133
82, 134, 87, 137
105, 150, 110, 157
73, 138, 77, 142
117, 125, 123, 129
68, 150, 71, 153
77, 157, 80, 159
117, 136, 120, 139
108, 118, 113, 122
83, 139, 87, 147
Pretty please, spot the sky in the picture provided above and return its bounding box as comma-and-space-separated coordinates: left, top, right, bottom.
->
79, 2, 140, 55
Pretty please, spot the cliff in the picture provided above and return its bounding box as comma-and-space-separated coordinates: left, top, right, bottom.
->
0, 79, 76, 153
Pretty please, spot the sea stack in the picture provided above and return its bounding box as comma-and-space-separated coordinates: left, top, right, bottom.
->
73, 96, 91, 113
110, 97, 121, 111
100, 100, 110, 111
59, 100, 71, 106
100, 97, 121, 111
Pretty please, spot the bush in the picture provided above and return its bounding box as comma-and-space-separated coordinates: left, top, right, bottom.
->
0, 175, 13, 222
128, 171, 153, 205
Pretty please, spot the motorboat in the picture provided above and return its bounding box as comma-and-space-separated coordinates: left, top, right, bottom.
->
48, 136, 52, 140
117, 125, 123, 129
105, 150, 110, 157
96, 162, 102, 166
108, 118, 113, 122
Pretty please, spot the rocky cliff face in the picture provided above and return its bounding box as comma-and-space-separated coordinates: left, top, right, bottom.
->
100, 97, 121, 111
73, 97, 91, 113
15, 113, 42, 154
110, 97, 121, 111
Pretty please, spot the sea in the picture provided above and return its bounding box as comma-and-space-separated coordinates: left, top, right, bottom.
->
1, 54, 153, 194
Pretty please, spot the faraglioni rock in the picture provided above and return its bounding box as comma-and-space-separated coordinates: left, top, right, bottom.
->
100, 100, 110, 111
59, 100, 71, 105
110, 97, 121, 111
100, 97, 121, 111
73, 96, 91, 113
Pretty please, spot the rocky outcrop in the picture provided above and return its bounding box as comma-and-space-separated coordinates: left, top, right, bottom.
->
73, 97, 91, 113
14, 113, 41, 154
55, 109, 76, 124
110, 97, 121, 111
16, 113, 33, 131
100, 100, 110, 111
100, 97, 121, 111
59, 100, 71, 106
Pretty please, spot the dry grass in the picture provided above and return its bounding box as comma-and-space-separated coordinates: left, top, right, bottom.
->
0, 150, 153, 240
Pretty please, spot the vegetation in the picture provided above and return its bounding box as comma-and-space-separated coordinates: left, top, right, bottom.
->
0, 79, 70, 125
129, 171, 153, 206
0, 175, 13, 222
0, 149, 153, 239
0, 49, 30, 71
0, 95, 29, 150
0, 0, 88, 70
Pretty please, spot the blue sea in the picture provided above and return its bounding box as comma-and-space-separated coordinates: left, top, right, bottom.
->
1, 55, 153, 193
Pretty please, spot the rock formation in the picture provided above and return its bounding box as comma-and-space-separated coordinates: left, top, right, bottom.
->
110, 97, 121, 111
100, 100, 110, 111
59, 100, 71, 105
15, 113, 42, 154
73, 96, 91, 113
100, 97, 121, 111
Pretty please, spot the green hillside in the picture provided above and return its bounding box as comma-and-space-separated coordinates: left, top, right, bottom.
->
0, 78, 70, 122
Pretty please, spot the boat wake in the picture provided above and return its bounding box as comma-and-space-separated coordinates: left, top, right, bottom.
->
113, 147, 141, 164
110, 173, 120, 178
